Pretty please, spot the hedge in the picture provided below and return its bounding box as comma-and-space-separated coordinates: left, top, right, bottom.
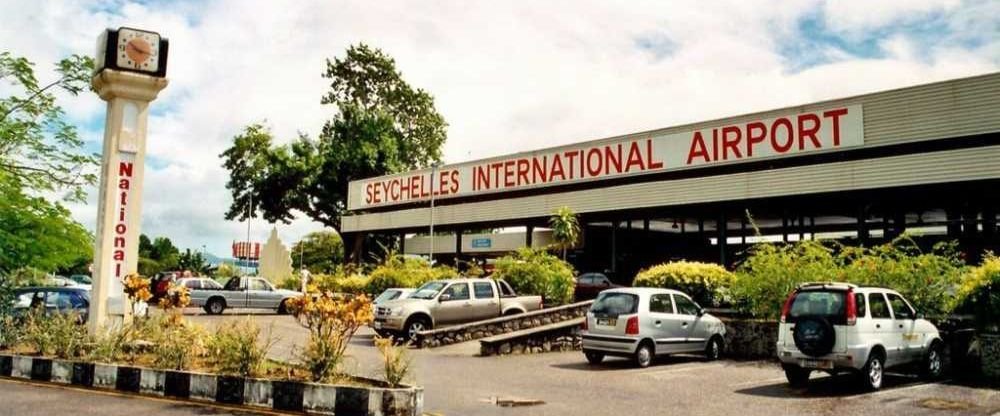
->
633, 261, 735, 307
492, 248, 575, 306
951, 254, 1000, 332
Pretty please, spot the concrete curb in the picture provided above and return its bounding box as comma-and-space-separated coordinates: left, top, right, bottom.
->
0, 353, 423, 416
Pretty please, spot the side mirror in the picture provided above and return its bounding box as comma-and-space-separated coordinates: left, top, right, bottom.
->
602, 281, 610, 286
439, 294, 452, 302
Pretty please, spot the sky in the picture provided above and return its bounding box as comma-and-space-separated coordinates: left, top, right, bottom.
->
1, 0, 998, 258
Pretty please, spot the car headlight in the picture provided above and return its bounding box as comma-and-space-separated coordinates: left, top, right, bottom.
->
391, 307, 404, 316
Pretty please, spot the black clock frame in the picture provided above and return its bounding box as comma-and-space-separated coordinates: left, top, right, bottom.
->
97, 27, 169, 78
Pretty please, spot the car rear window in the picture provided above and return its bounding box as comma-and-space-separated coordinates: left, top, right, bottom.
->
788, 290, 847, 324
591, 292, 638, 317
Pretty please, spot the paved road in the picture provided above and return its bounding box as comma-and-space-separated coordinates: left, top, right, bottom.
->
3, 311, 999, 415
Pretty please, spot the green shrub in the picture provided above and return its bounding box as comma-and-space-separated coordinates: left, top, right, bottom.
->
493, 248, 575, 306
313, 272, 372, 294
152, 320, 207, 371
731, 237, 966, 320
277, 274, 301, 291
951, 254, 1000, 332
21, 310, 89, 358
207, 318, 275, 377
365, 254, 458, 295
633, 261, 735, 307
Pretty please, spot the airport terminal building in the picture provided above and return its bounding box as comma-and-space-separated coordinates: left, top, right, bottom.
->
341, 72, 1000, 280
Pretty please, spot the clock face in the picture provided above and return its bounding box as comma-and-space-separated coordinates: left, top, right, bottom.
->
116, 28, 160, 72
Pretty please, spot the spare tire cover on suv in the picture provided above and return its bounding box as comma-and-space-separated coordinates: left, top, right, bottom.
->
793, 317, 836, 357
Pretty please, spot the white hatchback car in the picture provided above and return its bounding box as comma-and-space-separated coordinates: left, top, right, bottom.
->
777, 282, 944, 390
581, 288, 727, 368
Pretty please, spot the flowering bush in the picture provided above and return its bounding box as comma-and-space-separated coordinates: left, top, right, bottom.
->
286, 290, 373, 382
730, 237, 966, 319
634, 261, 735, 307
493, 248, 575, 305
950, 254, 1000, 332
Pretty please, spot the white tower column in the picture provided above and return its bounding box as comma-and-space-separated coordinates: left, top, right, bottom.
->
87, 69, 168, 333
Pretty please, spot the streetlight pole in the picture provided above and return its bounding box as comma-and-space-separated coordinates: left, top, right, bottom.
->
428, 164, 437, 264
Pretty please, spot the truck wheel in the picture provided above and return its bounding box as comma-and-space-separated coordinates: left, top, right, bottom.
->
784, 364, 810, 387
277, 300, 289, 315
404, 316, 430, 343
859, 351, 885, 391
585, 351, 605, 365
205, 298, 225, 315
922, 342, 943, 380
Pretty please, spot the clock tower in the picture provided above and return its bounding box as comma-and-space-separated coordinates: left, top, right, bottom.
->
88, 27, 169, 333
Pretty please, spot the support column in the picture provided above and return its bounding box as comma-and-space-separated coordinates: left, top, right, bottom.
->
525, 225, 534, 248
946, 209, 962, 238
857, 206, 870, 245
611, 221, 619, 273
717, 213, 727, 267
782, 215, 789, 243
399, 232, 406, 254
455, 229, 463, 257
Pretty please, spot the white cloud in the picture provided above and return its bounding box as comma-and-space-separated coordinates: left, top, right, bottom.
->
1, 0, 996, 257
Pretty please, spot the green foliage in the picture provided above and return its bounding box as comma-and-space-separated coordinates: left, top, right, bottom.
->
493, 248, 575, 306
207, 318, 275, 377
138, 234, 180, 275
277, 274, 302, 290
730, 237, 966, 320
0, 176, 93, 275
292, 230, 344, 273
221, 44, 447, 237
365, 254, 457, 295
178, 248, 210, 274
152, 320, 207, 371
633, 261, 736, 307
548, 206, 580, 260
0, 52, 97, 202
20, 310, 89, 358
313, 272, 371, 294
214, 262, 238, 279
375, 336, 412, 387
951, 254, 1000, 332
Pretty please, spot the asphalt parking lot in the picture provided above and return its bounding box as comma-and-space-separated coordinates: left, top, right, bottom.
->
187, 312, 1000, 416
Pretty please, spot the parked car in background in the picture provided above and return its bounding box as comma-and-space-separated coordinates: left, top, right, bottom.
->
68, 274, 92, 286
371, 288, 415, 336
777, 282, 943, 390
12, 287, 91, 322
574, 272, 622, 301
374, 278, 543, 342
177, 277, 224, 292
581, 287, 726, 368
188, 276, 301, 315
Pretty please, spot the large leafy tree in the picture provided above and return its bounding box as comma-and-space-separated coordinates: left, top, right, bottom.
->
137, 234, 181, 275
291, 230, 344, 274
0, 174, 92, 275
0, 52, 97, 202
221, 44, 447, 261
178, 248, 210, 275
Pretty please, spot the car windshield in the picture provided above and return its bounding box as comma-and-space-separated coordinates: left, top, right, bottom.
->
410, 282, 447, 300
374, 290, 401, 303
590, 292, 638, 317
789, 290, 847, 324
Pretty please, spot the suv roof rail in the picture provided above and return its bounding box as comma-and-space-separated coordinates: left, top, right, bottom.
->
796, 282, 858, 290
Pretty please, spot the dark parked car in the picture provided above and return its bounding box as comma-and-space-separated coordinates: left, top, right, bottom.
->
12, 287, 91, 322
574, 272, 623, 301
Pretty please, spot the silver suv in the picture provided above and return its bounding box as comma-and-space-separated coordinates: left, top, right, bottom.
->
777, 282, 943, 390
581, 288, 727, 368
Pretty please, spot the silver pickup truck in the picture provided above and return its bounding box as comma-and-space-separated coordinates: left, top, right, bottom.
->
189, 276, 301, 315
373, 278, 543, 341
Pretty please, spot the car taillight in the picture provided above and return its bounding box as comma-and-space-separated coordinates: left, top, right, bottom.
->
780, 291, 796, 323
625, 316, 639, 335
846, 289, 857, 326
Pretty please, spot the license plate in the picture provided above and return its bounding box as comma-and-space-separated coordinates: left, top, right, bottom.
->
800, 359, 833, 369
373, 321, 382, 329
596, 318, 616, 326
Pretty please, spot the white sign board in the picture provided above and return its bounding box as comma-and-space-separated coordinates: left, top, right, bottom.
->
348, 105, 864, 210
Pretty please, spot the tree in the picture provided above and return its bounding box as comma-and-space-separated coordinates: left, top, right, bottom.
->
0, 52, 97, 202
0, 173, 92, 274
291, 230, 344, 274
137, 233, 180, 275
221, 44, 447, 261
549, 206, 580, 261
178, 249, 210, 275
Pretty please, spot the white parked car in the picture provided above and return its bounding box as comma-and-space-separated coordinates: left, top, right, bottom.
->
581, 288, 727, 368
777, 282, 944, 390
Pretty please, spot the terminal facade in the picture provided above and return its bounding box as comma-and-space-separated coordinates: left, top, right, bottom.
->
342, 73, 1000, 281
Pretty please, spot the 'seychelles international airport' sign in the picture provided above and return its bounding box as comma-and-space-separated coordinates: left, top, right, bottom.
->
348, 104, 863, 210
